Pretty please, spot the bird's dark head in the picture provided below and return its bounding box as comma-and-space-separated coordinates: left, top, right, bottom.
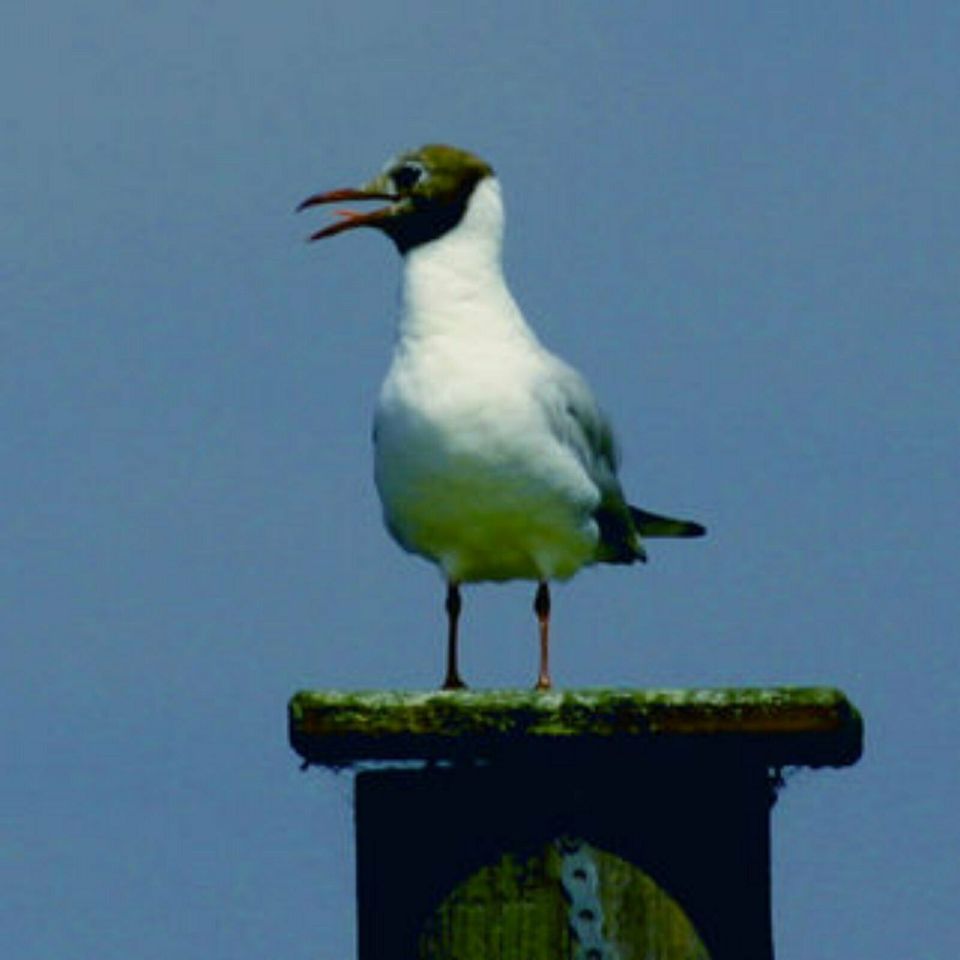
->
297, 144, 494, 254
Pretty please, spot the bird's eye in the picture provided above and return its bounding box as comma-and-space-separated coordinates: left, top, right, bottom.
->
392, 162, 425, 191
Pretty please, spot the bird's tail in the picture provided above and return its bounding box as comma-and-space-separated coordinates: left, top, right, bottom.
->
630, 507, 706, 539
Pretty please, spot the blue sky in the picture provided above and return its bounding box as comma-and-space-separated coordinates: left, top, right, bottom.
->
3, 2, 958, 957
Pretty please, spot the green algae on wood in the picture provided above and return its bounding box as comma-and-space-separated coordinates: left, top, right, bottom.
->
418, 840, 712, 960
288, 687, 862, 769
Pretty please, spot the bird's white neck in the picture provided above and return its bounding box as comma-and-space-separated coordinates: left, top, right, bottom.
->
397, 178, 533, 344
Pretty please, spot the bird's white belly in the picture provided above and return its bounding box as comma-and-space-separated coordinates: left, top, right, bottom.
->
374, 359, 599, 583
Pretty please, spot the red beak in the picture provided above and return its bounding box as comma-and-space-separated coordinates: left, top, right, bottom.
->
296, 187, 398, 241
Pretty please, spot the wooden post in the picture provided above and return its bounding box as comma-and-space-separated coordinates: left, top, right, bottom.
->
289, 688, 862, 960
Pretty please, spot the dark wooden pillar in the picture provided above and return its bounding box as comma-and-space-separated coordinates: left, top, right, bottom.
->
289, 689, 862, 960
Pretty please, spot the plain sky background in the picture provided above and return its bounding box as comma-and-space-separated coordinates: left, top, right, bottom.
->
3, 2, 958, 957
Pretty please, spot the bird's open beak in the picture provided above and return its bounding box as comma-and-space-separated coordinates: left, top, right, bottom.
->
296, 182, 399, 241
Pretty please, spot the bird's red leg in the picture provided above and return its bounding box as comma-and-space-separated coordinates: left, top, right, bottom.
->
534, 581, 552, 691
443, 582, 467, 690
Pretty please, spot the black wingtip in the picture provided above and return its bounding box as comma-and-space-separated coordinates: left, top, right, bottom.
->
630, 507, 707, 539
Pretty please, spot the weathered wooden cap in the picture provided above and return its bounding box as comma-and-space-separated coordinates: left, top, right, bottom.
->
289, 687, 863, 770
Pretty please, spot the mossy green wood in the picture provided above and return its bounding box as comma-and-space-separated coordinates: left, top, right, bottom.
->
293, 688, 863, 960
419, 842, 711, 960
354, 756, 774, 960
419, 845, 570, 960
288, 687, 863, 769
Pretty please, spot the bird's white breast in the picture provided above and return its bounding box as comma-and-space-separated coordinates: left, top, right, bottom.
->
373, 179, 601, 583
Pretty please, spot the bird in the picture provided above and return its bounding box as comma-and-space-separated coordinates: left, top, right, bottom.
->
298, 144, 704, 691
